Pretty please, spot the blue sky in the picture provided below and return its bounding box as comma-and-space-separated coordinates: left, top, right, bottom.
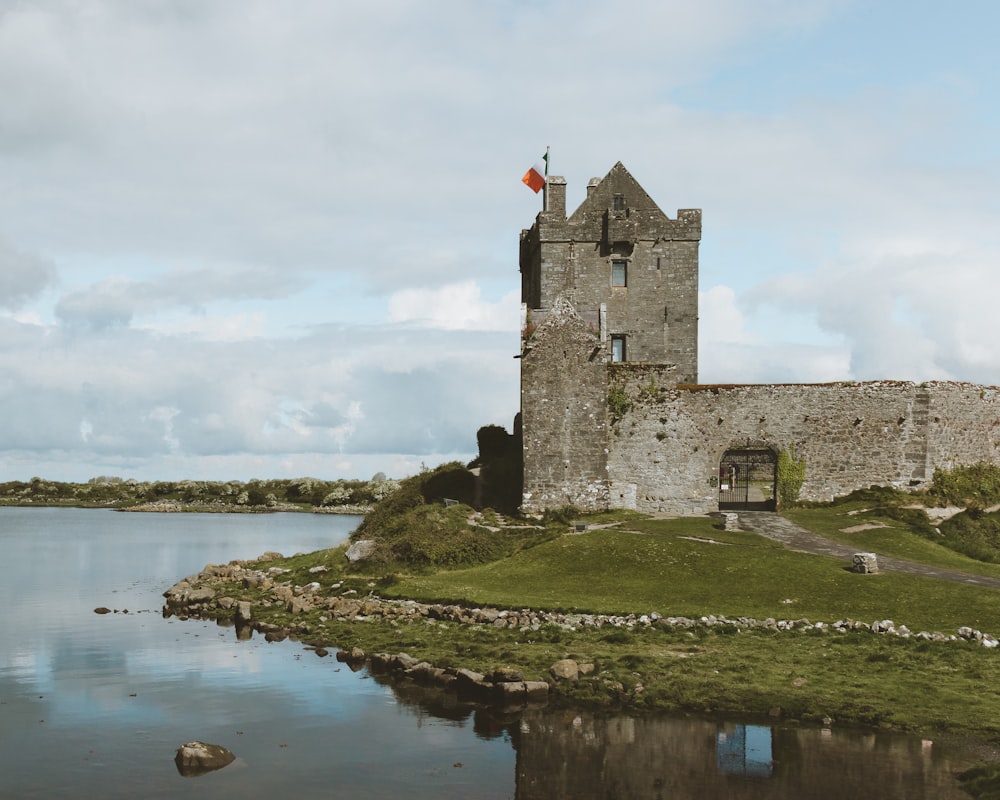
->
1, 0, 998, 482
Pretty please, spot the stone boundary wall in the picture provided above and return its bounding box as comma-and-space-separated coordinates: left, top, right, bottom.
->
607, 372, 1000, 515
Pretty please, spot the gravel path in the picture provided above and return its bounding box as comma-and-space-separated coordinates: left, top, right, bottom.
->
737, 511, 1000, 591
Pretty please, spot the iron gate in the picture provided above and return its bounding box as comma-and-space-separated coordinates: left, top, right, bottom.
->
718, 448, 777, 511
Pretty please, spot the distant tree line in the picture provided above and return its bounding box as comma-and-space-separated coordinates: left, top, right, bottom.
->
0, 417, 524, 515
0, 474, 401, 510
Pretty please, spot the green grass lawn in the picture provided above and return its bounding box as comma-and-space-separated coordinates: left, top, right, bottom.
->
385, 515, 1000, 634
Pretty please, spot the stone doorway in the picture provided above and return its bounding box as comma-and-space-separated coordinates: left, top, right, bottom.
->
718, 448, 777, 511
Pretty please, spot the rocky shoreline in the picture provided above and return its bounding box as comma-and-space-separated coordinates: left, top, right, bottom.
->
160, 551, 1000, 713
122, 500, 371, 514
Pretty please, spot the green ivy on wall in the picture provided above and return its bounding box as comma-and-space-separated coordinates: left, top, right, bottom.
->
777, 443, 806, 508
639, 376, 658, 401
608, 384, 631, 422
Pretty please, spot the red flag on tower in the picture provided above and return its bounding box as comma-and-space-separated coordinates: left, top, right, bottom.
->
521, 148, 549, 193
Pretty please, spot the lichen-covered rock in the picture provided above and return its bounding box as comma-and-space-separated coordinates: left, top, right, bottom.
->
345, 539, 376, 562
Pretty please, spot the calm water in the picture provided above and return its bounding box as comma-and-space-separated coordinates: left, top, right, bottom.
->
0, 507, 985, 798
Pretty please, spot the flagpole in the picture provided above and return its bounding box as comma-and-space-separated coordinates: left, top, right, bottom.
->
543, 146, 550, 212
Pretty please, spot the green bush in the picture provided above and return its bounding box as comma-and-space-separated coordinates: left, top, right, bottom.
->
422, 467, 476, 506
385, 505, 509, 566
608, 384, 630, 421
776, 444, 806, 508
831, 485, 911, 507
927, 463, 1000, 509
353, 462, 555, 568
542, 505, 582, 527
351, 472, 428, 540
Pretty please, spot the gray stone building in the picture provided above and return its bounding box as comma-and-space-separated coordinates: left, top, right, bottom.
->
519, 163, 1000, 515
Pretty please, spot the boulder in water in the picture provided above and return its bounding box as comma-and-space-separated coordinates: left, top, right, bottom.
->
174, 741, 236, 777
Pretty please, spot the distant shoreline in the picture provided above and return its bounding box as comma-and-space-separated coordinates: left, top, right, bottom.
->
0, 499, 371, 515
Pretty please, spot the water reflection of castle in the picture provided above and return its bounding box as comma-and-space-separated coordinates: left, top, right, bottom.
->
510, 708, 970, 799
716, 724, 773, 778
378, 675, 973, 797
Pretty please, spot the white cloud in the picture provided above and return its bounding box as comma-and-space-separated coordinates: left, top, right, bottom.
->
0, 0, 996, 481
746, 242, 1000, 383
700, 286, 753, 347
0, 238, 58, 310
699, 285, 851, 384
387, 282, 519, 331
139, 312, 268, 342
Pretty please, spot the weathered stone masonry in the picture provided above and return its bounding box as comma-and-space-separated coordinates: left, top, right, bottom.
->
607, 375, 1000, 514
519, 163, 1000, 515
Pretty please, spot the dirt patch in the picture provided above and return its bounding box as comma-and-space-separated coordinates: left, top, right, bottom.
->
678, 536, 732, 545
905, 505, 965, 522
840, 523, 890, 534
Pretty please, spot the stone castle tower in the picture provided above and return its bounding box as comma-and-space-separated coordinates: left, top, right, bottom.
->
518, 163, 702, 511
519, 162, 701, 374
518, 162, 1000, 516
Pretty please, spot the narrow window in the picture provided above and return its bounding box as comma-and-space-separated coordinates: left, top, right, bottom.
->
612, 194, 625, 212
611, 334, 626, 363
611, 260, 627, 287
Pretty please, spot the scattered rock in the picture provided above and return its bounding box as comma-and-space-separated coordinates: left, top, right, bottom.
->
345, 539, 377, 563
93, 607, 112, 615
174, 741, 235, 777
336, 647, 366, 664
235, 602, 252, 626
550, 659, 580, 681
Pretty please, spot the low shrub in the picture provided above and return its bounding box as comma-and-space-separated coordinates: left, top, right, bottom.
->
927, 463, 1000, 509
354, 462, 468, 541
935, 509, 1000, 564
542, 505, 582, 527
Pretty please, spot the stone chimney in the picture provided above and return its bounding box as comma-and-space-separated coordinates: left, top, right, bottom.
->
587, 177, 600, 196
544, 176, 567, 219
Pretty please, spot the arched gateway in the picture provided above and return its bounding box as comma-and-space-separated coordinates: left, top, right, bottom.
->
718, 448, 777, 511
